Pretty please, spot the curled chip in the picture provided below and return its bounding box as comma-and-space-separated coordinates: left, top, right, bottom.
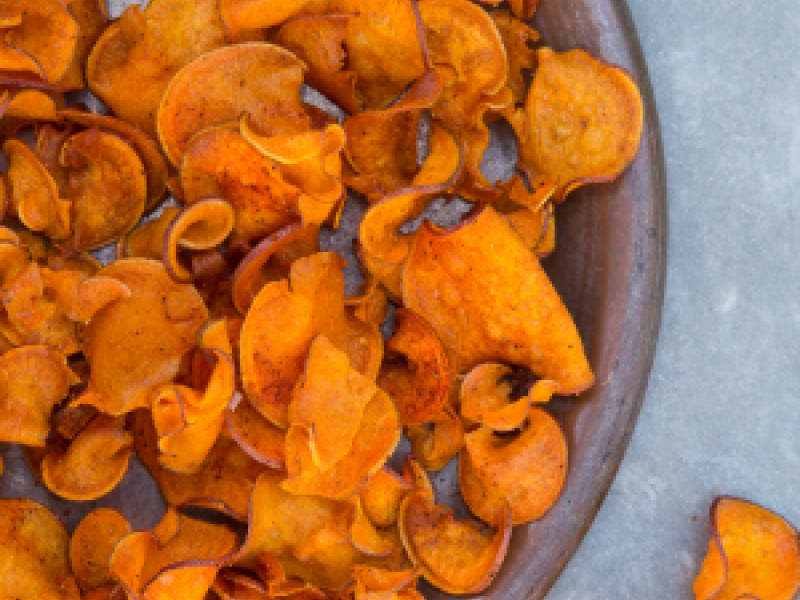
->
157, 43, 310, 166
352, 565, 419, 594
60, 128, 147, 252
1, 0, 79, 84
694, 497, 800, 600
346, 276, 388, 327
117, 207, 181, 261
490, 10, 538, 105
403, 205, 594, 393
58, 0, 109, 89
110, 510, 238, 600
5, 137, 71, 240
76, 259, 208, 416
0, 498, 81, 600
377, 308, 452, 426
134, 409, 265, 520
180, 125, 302, 247
70, 509, 132, 592
42, 415, 133, 501
512, 48, 644, 202
405, 405, 464, 471
349, 497, 398, 557
397, 488, 511, 594
357, 123, 463, 300
0, 345, 78, 446
461, 407, 567, 525
343, 68, 448, 200
227, 396, 287, 468
359, 468, 413, 527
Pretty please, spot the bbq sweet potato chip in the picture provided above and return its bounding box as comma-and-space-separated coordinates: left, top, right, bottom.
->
512, 48, 644, 202
76, 259, 208, 416
0, 498, 81, 600
397, 488, 511, 594
157, 43, 309, 166
377, 309, 452, 426
60, 128, 147, 252
693, 497, 800, 600
403, 205, 594, 392
462, 407, 567, 525
359, 468, 413, 527
0, 345, 78, 446
70, 509, 132, 592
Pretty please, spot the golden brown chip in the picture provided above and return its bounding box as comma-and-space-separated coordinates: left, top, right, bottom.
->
397, 488, 511, 594
75, 259, 208, 416
227, 396, 287, 468
157, 43, 309, 166
0, 345, 78, 446
403, 205, 594, 392
359, 468, 413, 527
511, 47, 644, 202
461, 407, 567, 525
694, 497, 800, 600
0, 498, 81, 600
70, 509, 132, 592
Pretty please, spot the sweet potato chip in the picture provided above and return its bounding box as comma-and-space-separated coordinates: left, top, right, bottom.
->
59, 128, 147, 251
214, 569, 271, 600
377, 308, 452, 426
276, 15, 359, 115
163, 198, 235, 282
180, 125, 302, 246
76, 259, 208, 415
5, 137, 71, 240
351, 565, 419, 593
343, 68, 448, 200
345, 276, 388, 328
3, 88, 59, 120
134, 409, 265, 520
118, 207, 182, 261
693, 497, 800, 600
357, 123, 462, 300
512, 48, 644, 202
220, 0, 316, 37
491, 10, 538, 105
397, 488, 511, 594
402, 205, 594, 392
405, 406, 464, 471
57, 0, 109, 89
461, 407, 567, 525
157, 43, 309, 166
227, 396, 287, 468
0, 345, 78, 446
350, 497, 396, 556
0, 498, 81, 600
504, 199, 556, 258
58, 108, 169, 212
70, 509, 132, 592
281, 385, 400, 499
2, 0, 79, 84
359, 468, 413, 527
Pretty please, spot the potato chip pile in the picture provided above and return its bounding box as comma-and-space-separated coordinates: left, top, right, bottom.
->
0, 0, 644, 598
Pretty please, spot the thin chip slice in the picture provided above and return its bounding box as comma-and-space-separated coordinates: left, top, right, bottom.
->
402, 205, 594, 392
0, 498, 81, 600
58, 0, 109, 89
405, 406, 464, 472
350, 497, 396, 556
359, 468, 413, 527
693, 497, 800, 600
118, 207, 182, 261
397, 489, 511, 594
512, 47, 644, 202
70, 509, 132, 592
227, 397, 287, 468
219, 0, 314, 37
157, 43, 310, 166
490, 10, 538, 105
462, 407, 567, 525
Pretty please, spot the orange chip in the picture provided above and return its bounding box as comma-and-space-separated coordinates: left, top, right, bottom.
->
5, 137, 71, 240
214, 568, 271, 600
57, 0, 109, 89
180, 125, 302, 246
357, 123, 462, 300
276, 15, 359, 115
397, 488, 511, 594
350, 497, 396, 556
219, 0, 316, 37
403, 205, 594, 392
490, 10, 538, 105
693, 497, 800, 600
405, 405, 464, 471
0, 345, 78, 446
134, 409, 265, 520
377, 308, 452, 426
461, 407, 567, 525
0, 498, 81, 600
227, 397, 287, 468
70, 509, 132, 593
57, 108, 169, 212
503, 199, 556, 257
3, 88, 59, 120
60, 128, 147, 252
345, 276, 388, 328
75, 259, 208, 416
512, 48, 644, 202
157, 43, 310, 166
342, 68, 448, 200
351, 565, 419, 593
2, 0, 79, 84
359, 468, 413, 527
117, 207, 181, 261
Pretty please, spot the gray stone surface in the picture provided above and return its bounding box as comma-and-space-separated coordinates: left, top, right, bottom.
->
547, 1, 800, 598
